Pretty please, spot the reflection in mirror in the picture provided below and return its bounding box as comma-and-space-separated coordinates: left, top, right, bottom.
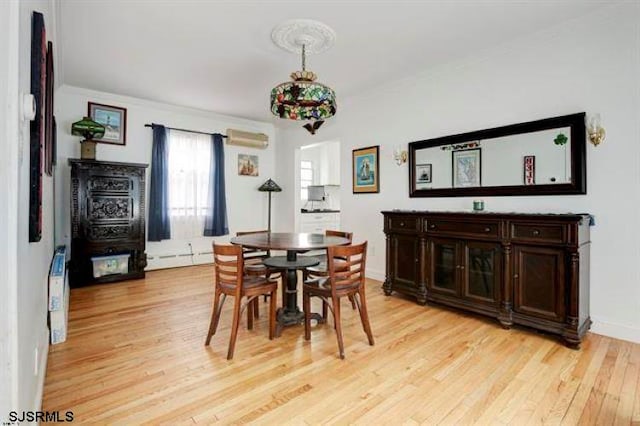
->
414, 127, 572, 190
408, 112, 586, 197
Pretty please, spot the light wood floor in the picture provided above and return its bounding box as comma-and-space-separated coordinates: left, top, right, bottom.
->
43, 265, 640, 425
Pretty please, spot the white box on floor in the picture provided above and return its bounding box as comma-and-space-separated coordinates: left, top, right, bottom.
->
48, 246, 67, 311
50, 270, 70, 345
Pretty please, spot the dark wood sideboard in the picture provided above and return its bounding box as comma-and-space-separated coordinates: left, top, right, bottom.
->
382, 211, 591, 348
69, 159, 148, 287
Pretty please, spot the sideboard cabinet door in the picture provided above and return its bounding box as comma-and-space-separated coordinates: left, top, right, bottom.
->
512, 245, 566, 322
389, 234, 421, 293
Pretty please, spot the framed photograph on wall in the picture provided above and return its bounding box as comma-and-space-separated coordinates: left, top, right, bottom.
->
238, 154, 259, 176
88, 102, 127, 145
352, 145, 379, 193
415, 163, 432, 188
523, 155, 535, 185
452, 148, 481, 188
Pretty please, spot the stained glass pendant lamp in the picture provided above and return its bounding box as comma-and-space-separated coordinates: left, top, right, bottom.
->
270, 20, 337, 132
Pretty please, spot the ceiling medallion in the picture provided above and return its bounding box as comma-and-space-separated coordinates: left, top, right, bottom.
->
270, 19, 337, 134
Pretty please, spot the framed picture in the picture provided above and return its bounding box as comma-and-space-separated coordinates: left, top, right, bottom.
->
523, 155, 535, 185
88, 102, 127, 145
415, 163, 432, 187
238, 154, 259, 176
29, 11, 46, 242
352, 145, 379, 193
452, 148, 481, 188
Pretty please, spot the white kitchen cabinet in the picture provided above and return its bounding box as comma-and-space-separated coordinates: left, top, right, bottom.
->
299, 212, 340, 233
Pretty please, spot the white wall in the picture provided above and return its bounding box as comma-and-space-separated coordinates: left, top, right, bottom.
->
54, 85, 276, 270
12, 0, 59, 416
300, 145, 323, 185
275, 4, 640, 343
0, 1, 20, 420
300, 140, 341, 186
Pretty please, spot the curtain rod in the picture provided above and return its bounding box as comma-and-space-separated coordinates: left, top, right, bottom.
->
144, 123, 227, 138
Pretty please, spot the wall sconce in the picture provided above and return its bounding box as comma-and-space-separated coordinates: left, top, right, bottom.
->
588, 113, 605, 147
393, 146, 407, 165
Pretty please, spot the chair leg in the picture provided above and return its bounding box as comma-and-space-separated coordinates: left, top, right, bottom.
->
247, 297, 254, 330
333, 296, 345, 359
212, 294, 226, 335
205, 290, 223, 345
264, 272, 272, 303
349, 294, 357, 310
303, 291, 311, 341
253, 297, 260, 318
227, 296, 242, 360
269, 290, 277, 340
322, 300, 328, 321
357, 290, 375, 346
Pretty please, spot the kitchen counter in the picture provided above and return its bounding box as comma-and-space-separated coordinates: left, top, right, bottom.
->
301, 209, 340, 213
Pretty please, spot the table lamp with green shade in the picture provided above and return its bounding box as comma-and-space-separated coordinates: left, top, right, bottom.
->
71, 117, 105, 160
258, 178, 282, 232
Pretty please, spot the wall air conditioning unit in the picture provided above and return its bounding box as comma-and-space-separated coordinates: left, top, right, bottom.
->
226, 129, 269, 149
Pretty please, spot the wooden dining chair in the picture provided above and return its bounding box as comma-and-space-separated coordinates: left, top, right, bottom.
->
303, 241, 374, 359
236, 230, 281, 317
205, 243, 277, 360
303, 230, 355, 318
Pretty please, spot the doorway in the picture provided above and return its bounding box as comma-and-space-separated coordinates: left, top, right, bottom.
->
294, 140, 341, 232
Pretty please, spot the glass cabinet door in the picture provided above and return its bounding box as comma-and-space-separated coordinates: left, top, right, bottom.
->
463, 242, 501, 304
429, 239, 459, 295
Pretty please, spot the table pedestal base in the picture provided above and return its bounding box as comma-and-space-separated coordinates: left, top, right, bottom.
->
275, 308, 326, 337
264, 250, 325, 337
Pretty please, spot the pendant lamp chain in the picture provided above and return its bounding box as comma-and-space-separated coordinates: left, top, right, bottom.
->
301, 44, 306, 71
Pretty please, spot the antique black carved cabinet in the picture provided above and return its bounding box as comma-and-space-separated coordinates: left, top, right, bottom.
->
69, 159, 148, 287
382, 211, 591, 348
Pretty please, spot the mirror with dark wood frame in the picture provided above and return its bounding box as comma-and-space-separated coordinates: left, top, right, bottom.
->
408, 112, 586, 197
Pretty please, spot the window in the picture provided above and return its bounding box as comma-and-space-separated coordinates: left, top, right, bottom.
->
300, 160, 313, 200
167, 130, 212, 239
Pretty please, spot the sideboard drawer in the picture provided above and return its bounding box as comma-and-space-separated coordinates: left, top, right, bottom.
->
388, 216, 421, 233
426, 219, 500, 238
510, 223, 566, 244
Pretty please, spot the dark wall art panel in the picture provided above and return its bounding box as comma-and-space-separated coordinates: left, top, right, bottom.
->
29, 11, 46, 242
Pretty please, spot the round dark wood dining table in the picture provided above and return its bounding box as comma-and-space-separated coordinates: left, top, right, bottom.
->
230, 232, 350, 334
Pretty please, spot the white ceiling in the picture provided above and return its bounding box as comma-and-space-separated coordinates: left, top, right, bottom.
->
58, 0, 610, 123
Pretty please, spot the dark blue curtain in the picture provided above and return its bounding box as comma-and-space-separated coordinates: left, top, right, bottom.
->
148, 125, 171, 241
204, 134, 228, 236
